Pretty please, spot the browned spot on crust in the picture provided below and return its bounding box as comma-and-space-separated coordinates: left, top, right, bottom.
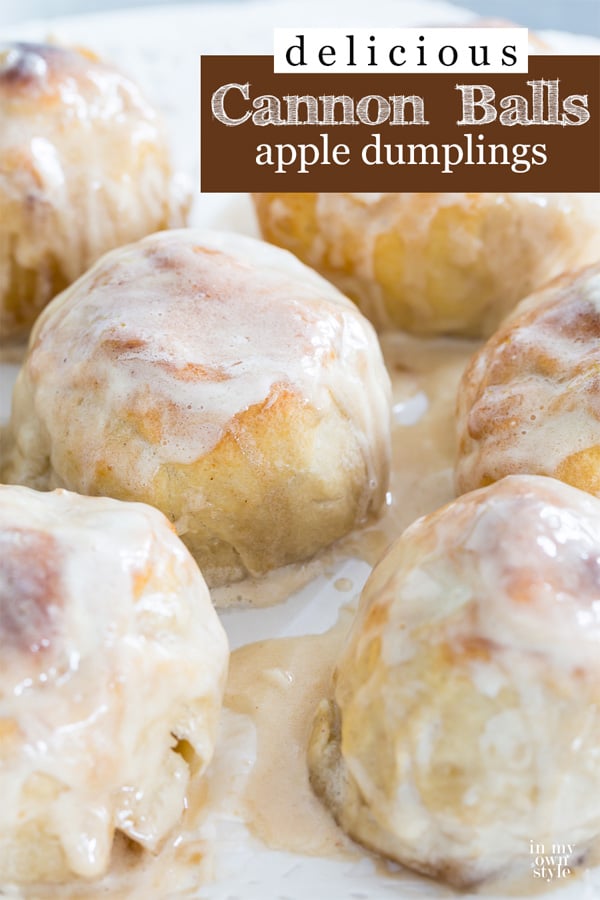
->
0, 717, 20, 757
363, 601, 389, 631
467, 392, 526, 441
465, 276, 600, 397
460, 635, 494, 661
192, 245, 229, 259
71, 45, 101, 64
160, 361, 232, 382
363, 636, 381, 674
0, 42, 106, 116
132, 562, 153, 598
441, 634, 495, 664
546, 299, 600, 343
102, 334, 232, 382
0, 44, 45, 86
0, 43, 68, 88
103, 336, 148, 354
556, 445, 600, 494
0, 529, 62, 653
0, 147, 45, 187
144, 246, 181, 270
144, 243, 231, 271
457, 267, 600, 494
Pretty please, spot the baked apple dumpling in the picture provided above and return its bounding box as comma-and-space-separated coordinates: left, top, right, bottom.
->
3, 230, 391, 588
455, 262, 600, 496
0, 483, 228, 883
0, 41, 187, 341
252, 192, 600, 337
309, 474, 600, 887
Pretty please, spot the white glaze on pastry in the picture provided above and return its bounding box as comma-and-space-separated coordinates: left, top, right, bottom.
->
309, 474, 600, 887
3, 229, 391, 587
0, 484, 228, 883
0, 42, 187, 340
456, 262, 600, 496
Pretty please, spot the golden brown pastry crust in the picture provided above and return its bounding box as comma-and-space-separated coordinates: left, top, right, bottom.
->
0, 484, 228, 884
0, 42, 187, 341
455, 262, 600, 496
308, 474, 600, 887
252, 193, 600, 337
3, 229, 391, 589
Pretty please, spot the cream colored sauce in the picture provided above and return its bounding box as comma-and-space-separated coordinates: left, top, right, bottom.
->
212, 554, 331, 609
139, 334, 477, 894
352, 332, 479, 555
213, 336, 476, 872
224, 607, 357, 858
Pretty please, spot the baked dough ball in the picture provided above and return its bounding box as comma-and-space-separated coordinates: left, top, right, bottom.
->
308, 474, 600, 887
252, 193, 600, 337
456, 262, 600, 496
0, 41, 187, 341
3, 230, 391, 588
0, 483, 227, 883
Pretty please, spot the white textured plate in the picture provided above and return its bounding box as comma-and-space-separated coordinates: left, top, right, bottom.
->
2, 3, 600, 899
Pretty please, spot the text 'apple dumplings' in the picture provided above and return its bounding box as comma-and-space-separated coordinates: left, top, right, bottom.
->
456, 262, 600, 496
3, 229, 391, 589
308, 475, 600, 888
0, 41, 188, 341
252, 192, 600, 337
0, 484, 228, 884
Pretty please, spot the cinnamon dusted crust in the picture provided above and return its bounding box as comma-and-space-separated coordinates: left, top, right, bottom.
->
2, 229, 391, 589
456, 262, 600, 496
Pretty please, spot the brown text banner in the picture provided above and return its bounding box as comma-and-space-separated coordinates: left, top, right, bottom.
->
200, 55, 600, 192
